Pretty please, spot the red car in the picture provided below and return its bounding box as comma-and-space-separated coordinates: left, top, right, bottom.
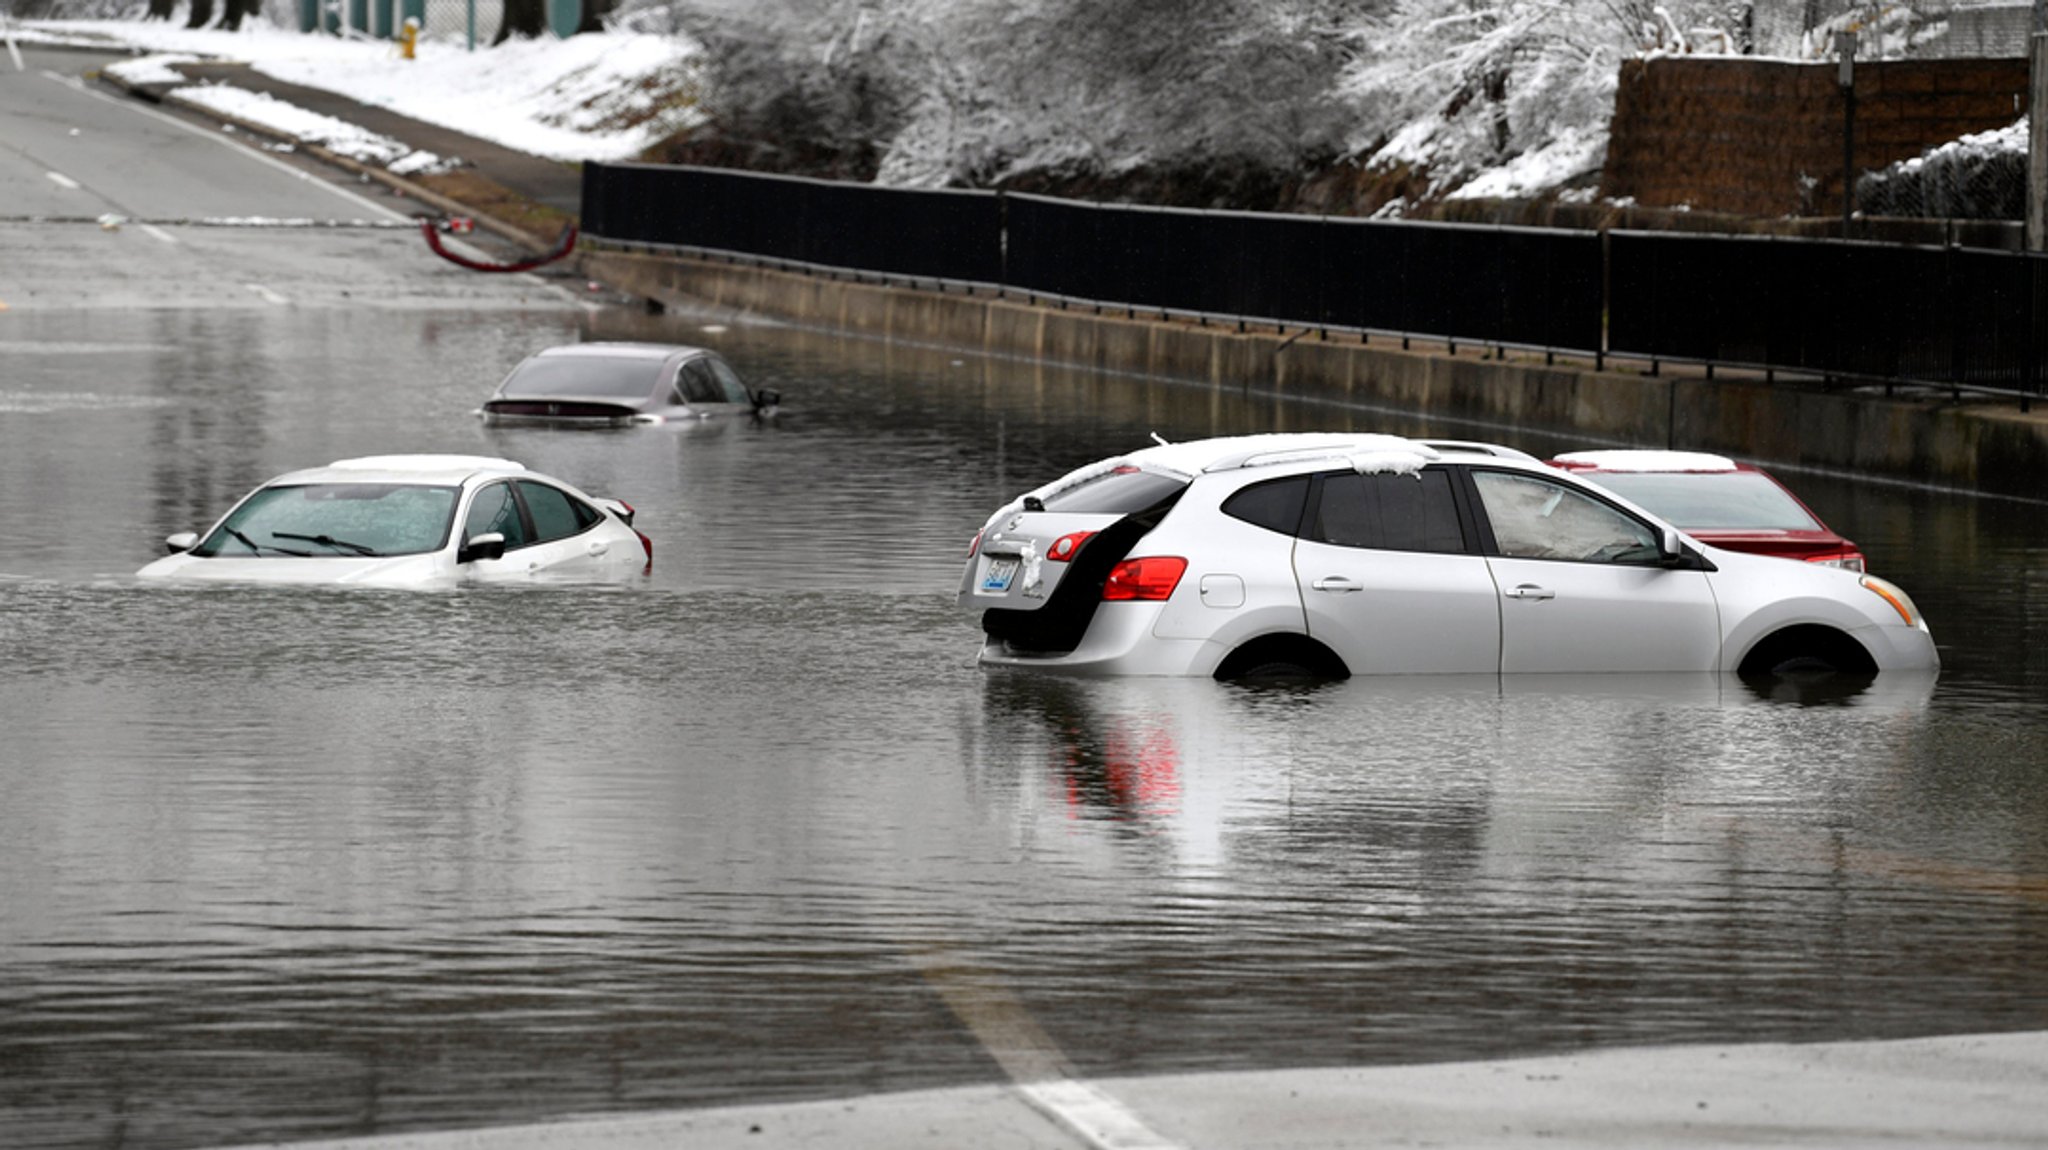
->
1547, 451, 1867, 572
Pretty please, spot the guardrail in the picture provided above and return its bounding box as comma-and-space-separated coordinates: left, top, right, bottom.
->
583, 161, 2044, 408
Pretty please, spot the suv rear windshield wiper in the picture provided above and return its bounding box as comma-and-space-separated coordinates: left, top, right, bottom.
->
271, 531, 382, 556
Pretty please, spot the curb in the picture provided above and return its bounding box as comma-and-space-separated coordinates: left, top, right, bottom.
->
96, 67, 565, 256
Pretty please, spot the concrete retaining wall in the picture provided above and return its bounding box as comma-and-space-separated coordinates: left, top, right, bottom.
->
582, 250, 2048, 500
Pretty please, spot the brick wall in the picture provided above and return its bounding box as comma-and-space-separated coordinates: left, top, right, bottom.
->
1600, 56, 2028, 218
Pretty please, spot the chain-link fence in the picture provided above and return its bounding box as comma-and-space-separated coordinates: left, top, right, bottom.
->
414, 0, 505, 45
304, 0, 547, 45
1858, 121, 2029, 218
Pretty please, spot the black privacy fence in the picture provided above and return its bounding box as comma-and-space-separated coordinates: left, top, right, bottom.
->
584, 162, 2045, 401
1001, 195, 1605, 352
581, 161, 1003, 284
1609, 232, 2045, 393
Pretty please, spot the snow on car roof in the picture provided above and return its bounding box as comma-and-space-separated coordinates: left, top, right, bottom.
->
1128, 433, 1446, 476
1004, 434, 1514, 518
329, 455, 524, 473
273, 455, 528, 484
534, 342, 702, 360
1553, 450, 1739, 472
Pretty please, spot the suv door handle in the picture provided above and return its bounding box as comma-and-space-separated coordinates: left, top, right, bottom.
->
1504, 584, 1555, 601
1311, 576, 1364, 593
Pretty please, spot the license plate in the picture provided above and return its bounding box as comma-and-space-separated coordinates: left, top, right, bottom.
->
979, 557, 1019, 593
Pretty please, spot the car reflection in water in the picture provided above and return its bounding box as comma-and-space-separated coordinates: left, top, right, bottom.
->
976, 671, 1938, 876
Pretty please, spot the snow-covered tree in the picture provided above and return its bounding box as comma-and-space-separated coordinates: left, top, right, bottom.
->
653, 0, 1377, 197
630, 0, 1773, 208
1337, 0, 1753, 210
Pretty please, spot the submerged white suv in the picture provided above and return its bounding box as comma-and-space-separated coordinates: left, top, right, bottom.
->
957, 434, 1938, 680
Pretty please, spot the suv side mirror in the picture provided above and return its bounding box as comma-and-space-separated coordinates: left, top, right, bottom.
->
1657, 527, 1715, 571
459, 532, 506, 564
165, 532, 198, 555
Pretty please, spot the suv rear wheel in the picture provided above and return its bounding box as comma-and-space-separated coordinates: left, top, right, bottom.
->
1214, 635, 1349, 682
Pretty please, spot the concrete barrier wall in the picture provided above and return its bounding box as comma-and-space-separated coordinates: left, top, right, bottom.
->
582, 250, 2047, 500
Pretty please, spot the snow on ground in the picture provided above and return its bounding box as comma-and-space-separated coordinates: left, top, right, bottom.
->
1446, 126, 1606, 202
157, 81, 411, 163
15, 16, 703, 162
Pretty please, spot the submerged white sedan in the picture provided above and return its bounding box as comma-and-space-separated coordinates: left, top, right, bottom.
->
958, 434, 1938, 681
138, 455, 652, 587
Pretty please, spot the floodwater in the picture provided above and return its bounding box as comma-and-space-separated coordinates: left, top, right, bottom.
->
3, 303, 2047, 1149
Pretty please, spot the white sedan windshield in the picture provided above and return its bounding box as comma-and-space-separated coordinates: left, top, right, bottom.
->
195, 484, 460, 558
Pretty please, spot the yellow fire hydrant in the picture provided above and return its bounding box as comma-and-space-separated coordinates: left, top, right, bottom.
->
399, 17, 420, 60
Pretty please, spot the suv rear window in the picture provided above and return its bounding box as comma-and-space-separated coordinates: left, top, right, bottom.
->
1310, 469, 1467, 553
1043, 467, 1189, 514
1222, 476, 1310, 535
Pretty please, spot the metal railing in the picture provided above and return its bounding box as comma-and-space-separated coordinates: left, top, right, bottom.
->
583, 160, 2044, 408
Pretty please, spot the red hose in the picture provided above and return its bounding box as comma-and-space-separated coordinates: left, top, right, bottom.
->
421, 219, 578, 273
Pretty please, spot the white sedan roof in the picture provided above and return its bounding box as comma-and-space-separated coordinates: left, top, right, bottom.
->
269, 455, 528, 486
533, 342, 700, 361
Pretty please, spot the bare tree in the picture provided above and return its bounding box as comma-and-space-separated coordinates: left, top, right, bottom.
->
577, 0, 621, 33
216, 0, 260, 30
495, 0, 550, 42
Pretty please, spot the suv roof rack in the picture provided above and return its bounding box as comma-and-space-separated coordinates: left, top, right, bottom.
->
1415, 440, 1539, 462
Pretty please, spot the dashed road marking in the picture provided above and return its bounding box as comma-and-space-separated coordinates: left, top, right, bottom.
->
140, 224, 178, 245
45, 170, 80, 190
243, 282, 290, 306
909, 946, 1185, 1150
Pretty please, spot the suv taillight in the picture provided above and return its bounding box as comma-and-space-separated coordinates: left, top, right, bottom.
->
1102, 557, 1187, 601
1048, 530, 1095, 562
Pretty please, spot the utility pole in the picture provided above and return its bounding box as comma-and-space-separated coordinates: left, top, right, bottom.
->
1837, 31, 1857, 238
2029, 0, 2048, 251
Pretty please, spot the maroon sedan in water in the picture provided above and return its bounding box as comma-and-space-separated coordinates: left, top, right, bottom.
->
1547, 450, 1867, 572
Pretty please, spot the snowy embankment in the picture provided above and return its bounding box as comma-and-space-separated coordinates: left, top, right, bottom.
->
16, 17, 704, 164
19, 6, 2020, 218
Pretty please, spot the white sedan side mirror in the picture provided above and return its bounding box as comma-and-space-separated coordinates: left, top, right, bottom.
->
459, 532, 506, 564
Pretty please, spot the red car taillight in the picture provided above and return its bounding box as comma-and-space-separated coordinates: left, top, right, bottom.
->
636, 530, 653, 568
1102, 556, 1187, 601
1047, 530, 1095, 562
967, 529, 984, 558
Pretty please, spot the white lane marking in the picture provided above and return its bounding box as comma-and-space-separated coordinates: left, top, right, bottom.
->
243, 283, 290, 306
40, 71, 412, 223
5, 23, 23, 72
909, 948, 1185, 1150
1020, 1080, 1188, 1150
45, 170, 80, 190
40, 70, 582, 305
140, 224, 178, 244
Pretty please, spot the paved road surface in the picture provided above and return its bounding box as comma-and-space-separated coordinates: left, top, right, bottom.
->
0, 44, 576, 312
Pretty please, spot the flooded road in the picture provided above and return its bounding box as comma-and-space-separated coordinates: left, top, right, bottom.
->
4, 303, 2047, 1149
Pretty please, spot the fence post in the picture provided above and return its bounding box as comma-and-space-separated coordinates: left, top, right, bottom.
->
2029, 32, 2048, 252
2025, 252, 2039, 413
